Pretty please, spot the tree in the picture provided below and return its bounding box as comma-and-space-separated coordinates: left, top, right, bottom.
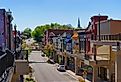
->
32, 23, 74, 42
21, 28, 32, 39
32, 26, 43, 42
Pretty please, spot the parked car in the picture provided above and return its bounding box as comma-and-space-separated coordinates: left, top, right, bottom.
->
41, 54, 45, 57
57, 65, 66, 72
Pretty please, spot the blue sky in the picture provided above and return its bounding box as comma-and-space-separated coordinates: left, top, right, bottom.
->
0, 0, 121, 31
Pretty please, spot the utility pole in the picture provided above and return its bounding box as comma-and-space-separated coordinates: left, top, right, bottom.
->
84, 36, 86, 59
98, 14, 101, 41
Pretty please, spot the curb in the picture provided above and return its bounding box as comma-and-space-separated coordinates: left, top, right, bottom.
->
32, 72, 37, 82
66, 70, 91, 82
66, 70, 79, 81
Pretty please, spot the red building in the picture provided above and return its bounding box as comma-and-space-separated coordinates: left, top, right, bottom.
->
86, 15, 108, 55
0, 9, 13, 50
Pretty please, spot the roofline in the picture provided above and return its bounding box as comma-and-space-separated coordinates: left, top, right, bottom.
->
47, 29, 74, 31
91, 15, 108, 20
95, 19, 121, 24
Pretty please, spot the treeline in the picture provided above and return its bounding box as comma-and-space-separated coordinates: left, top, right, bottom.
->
21, 23, 74, 42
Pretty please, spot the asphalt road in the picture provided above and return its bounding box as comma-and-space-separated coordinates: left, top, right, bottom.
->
29, 51, 79, 82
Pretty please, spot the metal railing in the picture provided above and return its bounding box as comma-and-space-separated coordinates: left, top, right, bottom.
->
0, 50, 14, 82
14, 49, 29, 61
87, 54, 110, 61
0, 49, 29, 81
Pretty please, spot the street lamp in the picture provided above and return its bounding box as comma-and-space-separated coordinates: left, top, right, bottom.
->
14, 24, 17, 58
7, 9, 13, 22
60, 39, 62, 52
7, 9, 13, 50
84, 35, 86, 59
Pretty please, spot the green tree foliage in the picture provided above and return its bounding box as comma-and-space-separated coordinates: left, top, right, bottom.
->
32, 26, 43, 42
32, 23, 74, 42
21, 28, 32, 39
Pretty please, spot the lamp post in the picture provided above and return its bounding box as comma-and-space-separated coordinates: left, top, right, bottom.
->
56, 38, 58, 50
60, 39, 62, 52
84, 35, 86, 59
14, 24, 17, 59
71, 39, 73, 54
60, 39, 63, 64
7, 9, 13, 50
78, 34, 81, 53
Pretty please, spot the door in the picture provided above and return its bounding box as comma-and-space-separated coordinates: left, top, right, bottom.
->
100, 67, 107, 80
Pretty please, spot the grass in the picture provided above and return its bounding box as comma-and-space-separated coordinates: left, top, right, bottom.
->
25, 66, 36, 82
25, 77, 36, 82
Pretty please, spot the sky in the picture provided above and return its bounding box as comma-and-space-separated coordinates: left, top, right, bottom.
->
0, 0, 121, 31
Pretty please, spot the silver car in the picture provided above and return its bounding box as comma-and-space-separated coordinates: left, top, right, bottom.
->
57, 65, 66, 72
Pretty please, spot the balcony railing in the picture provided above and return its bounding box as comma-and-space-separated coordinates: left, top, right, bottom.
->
91, 33, 121, 41
14, 49, 29, 61
0, 49, 14, 82
83, 54, 110, 63
88, 54, 110, 61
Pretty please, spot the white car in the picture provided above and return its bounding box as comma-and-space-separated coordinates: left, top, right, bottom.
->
57, 65, 66, 72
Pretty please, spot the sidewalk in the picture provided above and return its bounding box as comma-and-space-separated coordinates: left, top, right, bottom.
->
66, 70, 91, 82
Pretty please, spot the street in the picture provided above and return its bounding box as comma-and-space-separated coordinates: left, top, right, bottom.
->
29, 51, 79, 82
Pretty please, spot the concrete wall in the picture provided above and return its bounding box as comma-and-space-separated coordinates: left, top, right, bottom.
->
15, 60, 29, 75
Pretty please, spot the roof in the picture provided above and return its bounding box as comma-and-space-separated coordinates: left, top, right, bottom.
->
95, 19, 121, 24
47, 29, 74, 36
91, 15, 108, 21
